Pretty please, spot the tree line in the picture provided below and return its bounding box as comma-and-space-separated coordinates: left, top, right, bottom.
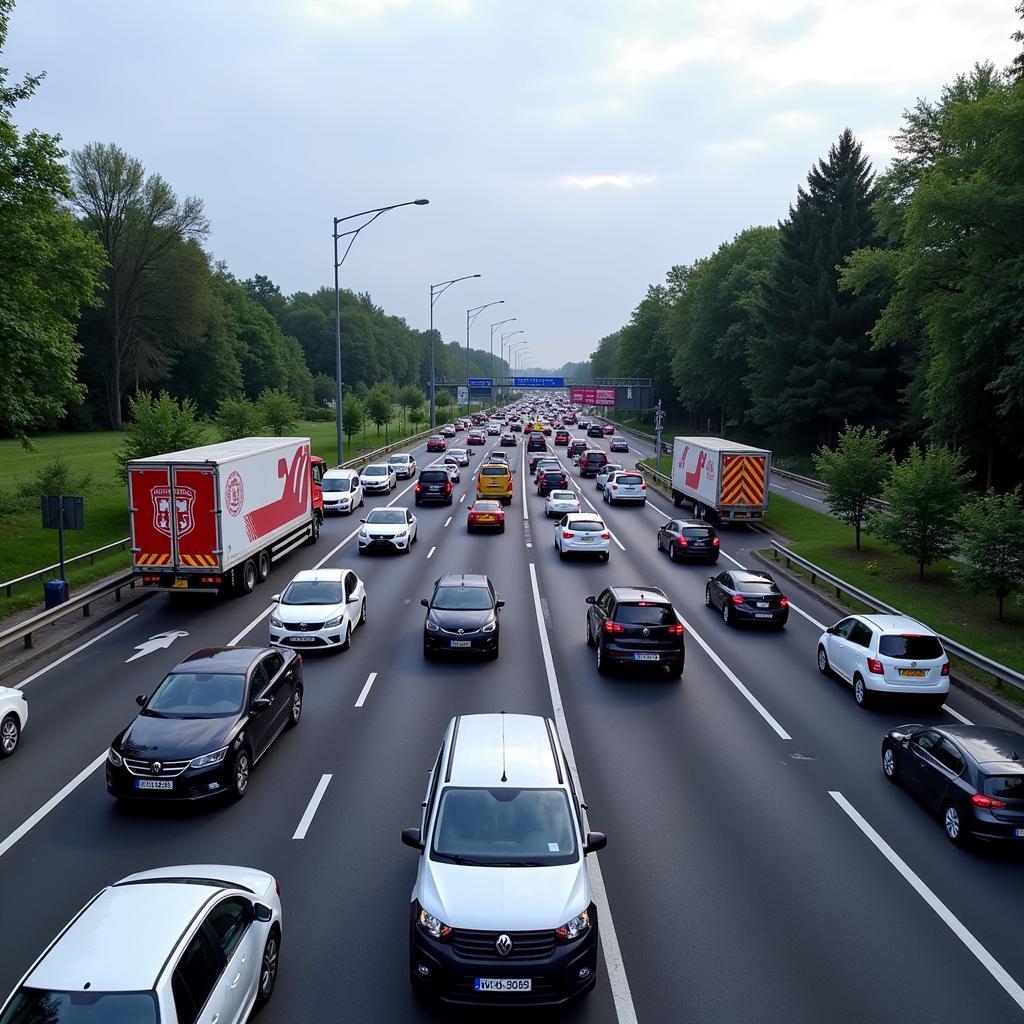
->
591, 7, 1024, 495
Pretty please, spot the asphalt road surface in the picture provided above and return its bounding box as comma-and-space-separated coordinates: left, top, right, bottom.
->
2, 424, 1023, 1024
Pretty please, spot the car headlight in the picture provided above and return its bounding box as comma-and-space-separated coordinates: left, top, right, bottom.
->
481, 620, 497, 634
107, 746, 123, 767
358, 530, 369, 539
394, 530, 408, 539
417, 907, 452, 939
270, 614, 283, 628
556, 909, 591, 941
425, 618, 440, 632
324, 614, 344, 628
189, 746, 230, 770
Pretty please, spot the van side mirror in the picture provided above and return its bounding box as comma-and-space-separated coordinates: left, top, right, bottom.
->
583, 831, 607, 854
359, 518, 366, 524
401, 827, 424, 851
254, 903, 273, 923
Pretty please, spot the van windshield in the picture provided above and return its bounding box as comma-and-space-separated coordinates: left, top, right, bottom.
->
0, 988, 158, 1024
322, 475, 351, 492
432, 787, 578, 866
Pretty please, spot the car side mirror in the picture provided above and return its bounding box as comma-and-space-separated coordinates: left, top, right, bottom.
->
270, 594, 281, 603
251, 697, 273, 713
583, 831, 607, 854
136, 694, 148, 707
401, 827, 424, 851
585, 596, 596, 604
359, 518, 366, 524
253, 903, 273, 923
421, 598, 429, 607
496, 599, 505, 608
826, 626, 834, 635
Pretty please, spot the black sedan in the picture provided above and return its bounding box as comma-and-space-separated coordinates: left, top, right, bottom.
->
422, 573, 503, 660
500, 432, 517, 446
106, 647, 302, 802
882, 724, 1024, 846
705, 570, 789, 628
657, 518, 720, 563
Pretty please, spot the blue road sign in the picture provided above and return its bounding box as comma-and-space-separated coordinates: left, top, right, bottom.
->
468, 378, 492, 388
513, 376, 564, 388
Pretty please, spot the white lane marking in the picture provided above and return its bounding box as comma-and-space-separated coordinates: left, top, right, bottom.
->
804, 494, 826, 504
460, 493, 466, 504
646, 500, 670, 520
444, 516, 452, 528
678, 614, 792, 740
830, 790, 1024, 1013
578, 490, 626, 551
0, 752, 106, 860
426, 546, 436, 559
521, 442, 529, 521
528, 564, 638, 1024
719, 545, 828, 629
943, 704, 974, 725
292, 774, 333, 839
354, 671, 378, 708
15, 615, 139, 689
124, 629, 189, 664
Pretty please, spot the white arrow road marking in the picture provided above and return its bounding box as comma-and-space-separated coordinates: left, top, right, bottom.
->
125, 630, 190, 663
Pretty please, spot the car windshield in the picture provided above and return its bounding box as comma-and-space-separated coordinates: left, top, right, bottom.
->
366, 509, 406, 525
0, 989, 158, 1024
879, 635, 944, 659
450, 450, 466, 457
322, 475, 351, 492
282, 580, 344, 605
388, 456, 409, 465
432, 787, 578, 866
145, 672, 245, 717
681, 527, 714, 539
567, 520, 604, 532
601, 465, 623, 475
616, 604, 676, 626
363, 466, 386, 477
431, 586, 493, 611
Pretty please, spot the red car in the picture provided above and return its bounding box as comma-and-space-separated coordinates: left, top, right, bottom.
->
603, 424, 614, 435
467, 499, 505, 533
523, 423, 533, 434
426, 435, 446, 452
554, 430, 570, 446
467, 430, 486, 445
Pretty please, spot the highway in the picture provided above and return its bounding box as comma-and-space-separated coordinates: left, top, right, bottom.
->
2, 421, 1024, 1023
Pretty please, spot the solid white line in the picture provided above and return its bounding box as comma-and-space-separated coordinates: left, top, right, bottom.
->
579, 491, 626, 550
521, 442, 529, 521
718, 546, 828, 629
0, 752, 106, 860
678, 614, 792, 740
15, 615, 139, 689
444, 516, 452, 528
830, 790, 1024, 1013
292, 774, 333, 839
426, 546, 436, 559
354, 671, 378, 708
646, 499, 670, 520
943, 704, 974, 725
528, 564, 638, 1024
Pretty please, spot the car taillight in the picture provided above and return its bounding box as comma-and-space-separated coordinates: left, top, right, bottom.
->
941, 661, 950, 676
779, 597, 789, 607
731, 594, 744, 605
867, 657, 885, 675
601, 532, 611, 539
676, 535, 688, 545
641, 482, 647, 489
604, 621, 625, 633
563, 531, 574, 539
295, 654, 302, 666
972, 793, 1007, 810
667, 624, 684, 635
712, 537, 720, 547
415, 483, 422, 491
611, 484, 618, 490
445, 482, 452, 492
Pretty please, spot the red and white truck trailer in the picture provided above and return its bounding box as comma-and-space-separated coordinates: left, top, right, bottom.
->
128, 437, 326, 595
670, 437, 771, 522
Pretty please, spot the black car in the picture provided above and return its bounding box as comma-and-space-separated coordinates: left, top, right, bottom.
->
529, 452, 555, 474
578, 451, 608, 477
657, 518, 720, 563
586, 587, 684, 678
882, 725, 1024, 846
106, 647, 302, 802
587, 424, 604, 438
706, 570, 788, 627
415, 468, 454, 506
537, 468, 569, 496
510, 422, 523, 432
422, 574, 504, 660
527, 433, 547, 452
500, 432, 516, 446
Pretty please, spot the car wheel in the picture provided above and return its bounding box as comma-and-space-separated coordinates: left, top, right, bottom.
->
943, 802, 969, 846
586, 617, 594, 647
669, 544, 679, 563
422, 641, 432, 660
257, 550, 271, 582
357, 547, 365, 556
255, 927, 281, 1007
0, 713, 20, 757
499, 524, 505, 533
722, 603, 731, 625
596, 642, 608, 675
238, 558, 257, 595
705, 585, 713, 608
816, 645, 830, 675
340, 625, 352, 651
601, 551, 609, 562
667, 663, 683, 679
360, 598, 367, 625
853, 675, 871, 708
287, 685, 302, 729
231, 748, 251, 801
882, 743, 897, 781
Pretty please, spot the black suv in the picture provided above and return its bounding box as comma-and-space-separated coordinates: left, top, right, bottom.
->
527, 433, 547, 452
657, 518, 719, 563
578, 450, 609, 477
415, 468, 454, 506
537, 468, 569, 496
585, 586, 684, 678
587, 424, 604, 438
421, 573, 503, 659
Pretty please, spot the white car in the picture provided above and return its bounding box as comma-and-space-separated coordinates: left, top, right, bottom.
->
388, 453, 417, 479
447, 447, 471, 466
555, 513, 611, 561
603, 470, 647, 506
441, 457, 462, 482
359, 462, 397, 494
270, 568, 366, 652
0, 864, 282, 1023
487, 450, 510, 467
594, 463, 624, 492
442, 424, 457, 438
817, 614, 950, 708
320, 468, 363, 515
358, 506, 418, 555
544, 489, 581, 519
0, 686, 28, 757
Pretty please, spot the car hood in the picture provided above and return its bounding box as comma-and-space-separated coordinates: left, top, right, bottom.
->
362, 522, 407, 536
360, 475, 389, 485
421, 859, 590, 931
429, 609, 494, 630
322, 488, 353, 500
118, 712, 237, 760
276, 601, 344, 623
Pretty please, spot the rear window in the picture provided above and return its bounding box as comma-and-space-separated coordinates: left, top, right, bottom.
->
984, 775, 1024, 799
681, 527, 714, 539
879, 635, 943, 660
585, 453, 607, 463
615, 604, 676, 626
735, 580, 777, 594
482, 467, 510, 476
567, 520, 604, 532
617, 475, 643, 485
420, 470, 448, 482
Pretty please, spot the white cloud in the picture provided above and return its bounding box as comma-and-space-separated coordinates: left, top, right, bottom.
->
701, 139, 765, 156
857, 126, 899, 160
770, 110, 823, 131
304, 0, 470, 22
556, 173, 658, 189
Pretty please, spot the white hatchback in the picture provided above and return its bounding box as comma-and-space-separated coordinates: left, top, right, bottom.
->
817, 614, 950, 708
320, 468, 363, 515
603, 470, 646, 506
358, 506, 418, 554
0, 686, 28, 757
359, 463, 397, 494
555, 513, 611, 562
270, 568, 366, 652
544, 489, 581, 519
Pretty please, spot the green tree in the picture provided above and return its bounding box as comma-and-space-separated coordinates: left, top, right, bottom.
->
409, 404, 426, 428
312, 373, 335, 408
256, 388, 299, 436
870, 445, 971, 580
215, 396, 264, 441
396, 385, 425, 431
436, 389, 454, 412
342, 396, 365, 446
365, 384, 393, 439
588, 331, 621, 379
952, 487, 1024, 620
813, 424, 892, 550
115, 391, 207, 482
0, 0, 105, 440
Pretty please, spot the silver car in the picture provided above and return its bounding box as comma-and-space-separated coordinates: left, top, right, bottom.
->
555, 513, 611, 561
594, 463, 624, 492
388, 453, 417, 479
359, 463, 397, 494
603, 470, 647, 506
447, 447, 471, 466
545, 489, 581, 518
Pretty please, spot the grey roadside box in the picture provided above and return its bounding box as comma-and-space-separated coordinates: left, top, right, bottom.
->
41, 495, 85, 607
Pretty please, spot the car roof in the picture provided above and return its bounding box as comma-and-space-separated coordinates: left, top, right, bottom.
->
324, 468, 359, 478
25, 869, 263, 991
854, 614, 935, 635
941, 726, 1024, 765
566, 512, 603, 522
361, 462, 389, 471
444, 714, 562, 788
674, 519, 714, 528
609, 586, 671, 603
288, 569, 345, 583
436, 573, 490, 587
388, 452, 413, 460
172, 647, 263, 674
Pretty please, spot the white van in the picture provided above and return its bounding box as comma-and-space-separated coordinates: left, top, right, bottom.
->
321, 468, 363, 514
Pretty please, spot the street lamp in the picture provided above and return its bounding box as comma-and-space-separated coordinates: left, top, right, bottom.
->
516, 349, 532, 373
489, 318, 516, 382
333, 198, 428, 463
500, 330, 524, 403
466, 300, 504, 415
430, 274, 480, 427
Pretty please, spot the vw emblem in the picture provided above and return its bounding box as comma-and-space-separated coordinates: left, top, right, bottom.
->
299, 622, 307, 630
457, 628, 465, 635
911, 661, 917, 668
642, 627, 650, 637
495, 934, 512, 957
152, 762, 162, 775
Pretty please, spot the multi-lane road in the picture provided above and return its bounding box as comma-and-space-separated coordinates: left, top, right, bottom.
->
2, 422, 1023, 1023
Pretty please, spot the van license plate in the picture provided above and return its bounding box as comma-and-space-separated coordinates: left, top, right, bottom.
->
898, 669, 926, 678
475, 979, 532, 993
450, 640, 472, 648
173, 577, 189, 589
135, 779, 173, 790
634, 653, 660, 661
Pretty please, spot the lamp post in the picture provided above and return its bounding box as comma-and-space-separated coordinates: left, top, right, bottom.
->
516, 349, 532, 373
333, 199, 428, 464
429, 274, 480, 427
501, 330, 524, 403
489, 318, 516, 384
466, 300, 504, 415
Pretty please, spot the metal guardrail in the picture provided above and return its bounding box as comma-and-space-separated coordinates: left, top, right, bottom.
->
771, 467, 889, 511
337, 426, 439, 472
1, 538, 132, 597
767, 541, 1024, 696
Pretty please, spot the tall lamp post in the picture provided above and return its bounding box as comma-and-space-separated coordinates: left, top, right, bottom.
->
466, 300, 504, 415
500, 330, 524, 404
508, 339, 527, 395
333, 199, 428, 463
489, 318, 516, 383
429, 274, 480, 427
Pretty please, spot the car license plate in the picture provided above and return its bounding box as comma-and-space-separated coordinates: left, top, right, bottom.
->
580, 536, 593, 543
475, 979, 532, 993
898, 669, 926, 678
635, 653, 660, 661
135, 779, 173, 790
289, 636, 316, 643
450, 640, 472, 648
755, 613, 773, 619
1015, 829, 1024, 838
172, 577, 189, 589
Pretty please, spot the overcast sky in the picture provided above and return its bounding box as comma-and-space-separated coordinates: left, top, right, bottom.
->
8, 0, 1020, 369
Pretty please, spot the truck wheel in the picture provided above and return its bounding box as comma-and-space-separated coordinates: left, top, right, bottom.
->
237, 559, 257, 595
306, 515, 321, 546
673, 492, 683, 508
257, 551, 271, 582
